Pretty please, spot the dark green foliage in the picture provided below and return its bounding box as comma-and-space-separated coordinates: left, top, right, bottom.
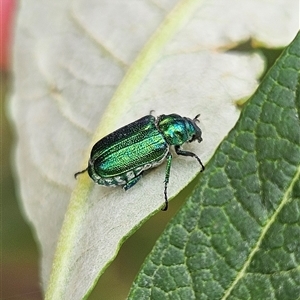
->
129, 33, 300, 299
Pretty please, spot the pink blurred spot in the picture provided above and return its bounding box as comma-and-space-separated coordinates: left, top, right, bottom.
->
1, 0, 16, 71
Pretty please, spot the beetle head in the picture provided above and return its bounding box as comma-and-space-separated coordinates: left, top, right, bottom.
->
187, 114, 203, 143
157, 114, 203, 146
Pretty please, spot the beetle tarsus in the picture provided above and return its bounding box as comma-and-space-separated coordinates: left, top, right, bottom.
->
161, 186, 169, 211
175, 145, 205, 172
161, 201, 168, 211
74, 167, 88, 179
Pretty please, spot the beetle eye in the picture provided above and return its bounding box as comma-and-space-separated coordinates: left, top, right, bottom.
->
189, 135, 196, 142
189, 133, 202, 143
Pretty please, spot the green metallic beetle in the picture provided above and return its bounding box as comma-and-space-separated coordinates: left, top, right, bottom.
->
75, 113, 205, 211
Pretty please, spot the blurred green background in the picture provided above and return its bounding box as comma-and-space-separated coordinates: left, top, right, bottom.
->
2, 72, 42, 300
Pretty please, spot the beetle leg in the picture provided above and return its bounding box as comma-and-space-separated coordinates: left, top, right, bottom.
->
123, 174, 143, 191
74, 167, 88, 179
174, 145, 205, 171
162, 152, 172, 211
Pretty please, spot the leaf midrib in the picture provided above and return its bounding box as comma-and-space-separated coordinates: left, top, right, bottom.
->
221, 165, 300, 299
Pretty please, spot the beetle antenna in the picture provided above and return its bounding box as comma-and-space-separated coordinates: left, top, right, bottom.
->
194, 114, 201, 122
74, 167, 88, 179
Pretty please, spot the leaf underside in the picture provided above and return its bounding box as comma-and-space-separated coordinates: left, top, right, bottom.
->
10, 0, 299, 298
128, 32, 300, 300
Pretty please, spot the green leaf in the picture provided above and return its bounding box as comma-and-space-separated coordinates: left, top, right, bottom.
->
128, 32, 300, 299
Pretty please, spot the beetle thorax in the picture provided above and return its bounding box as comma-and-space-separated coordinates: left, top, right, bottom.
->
157, 114, 198, 146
